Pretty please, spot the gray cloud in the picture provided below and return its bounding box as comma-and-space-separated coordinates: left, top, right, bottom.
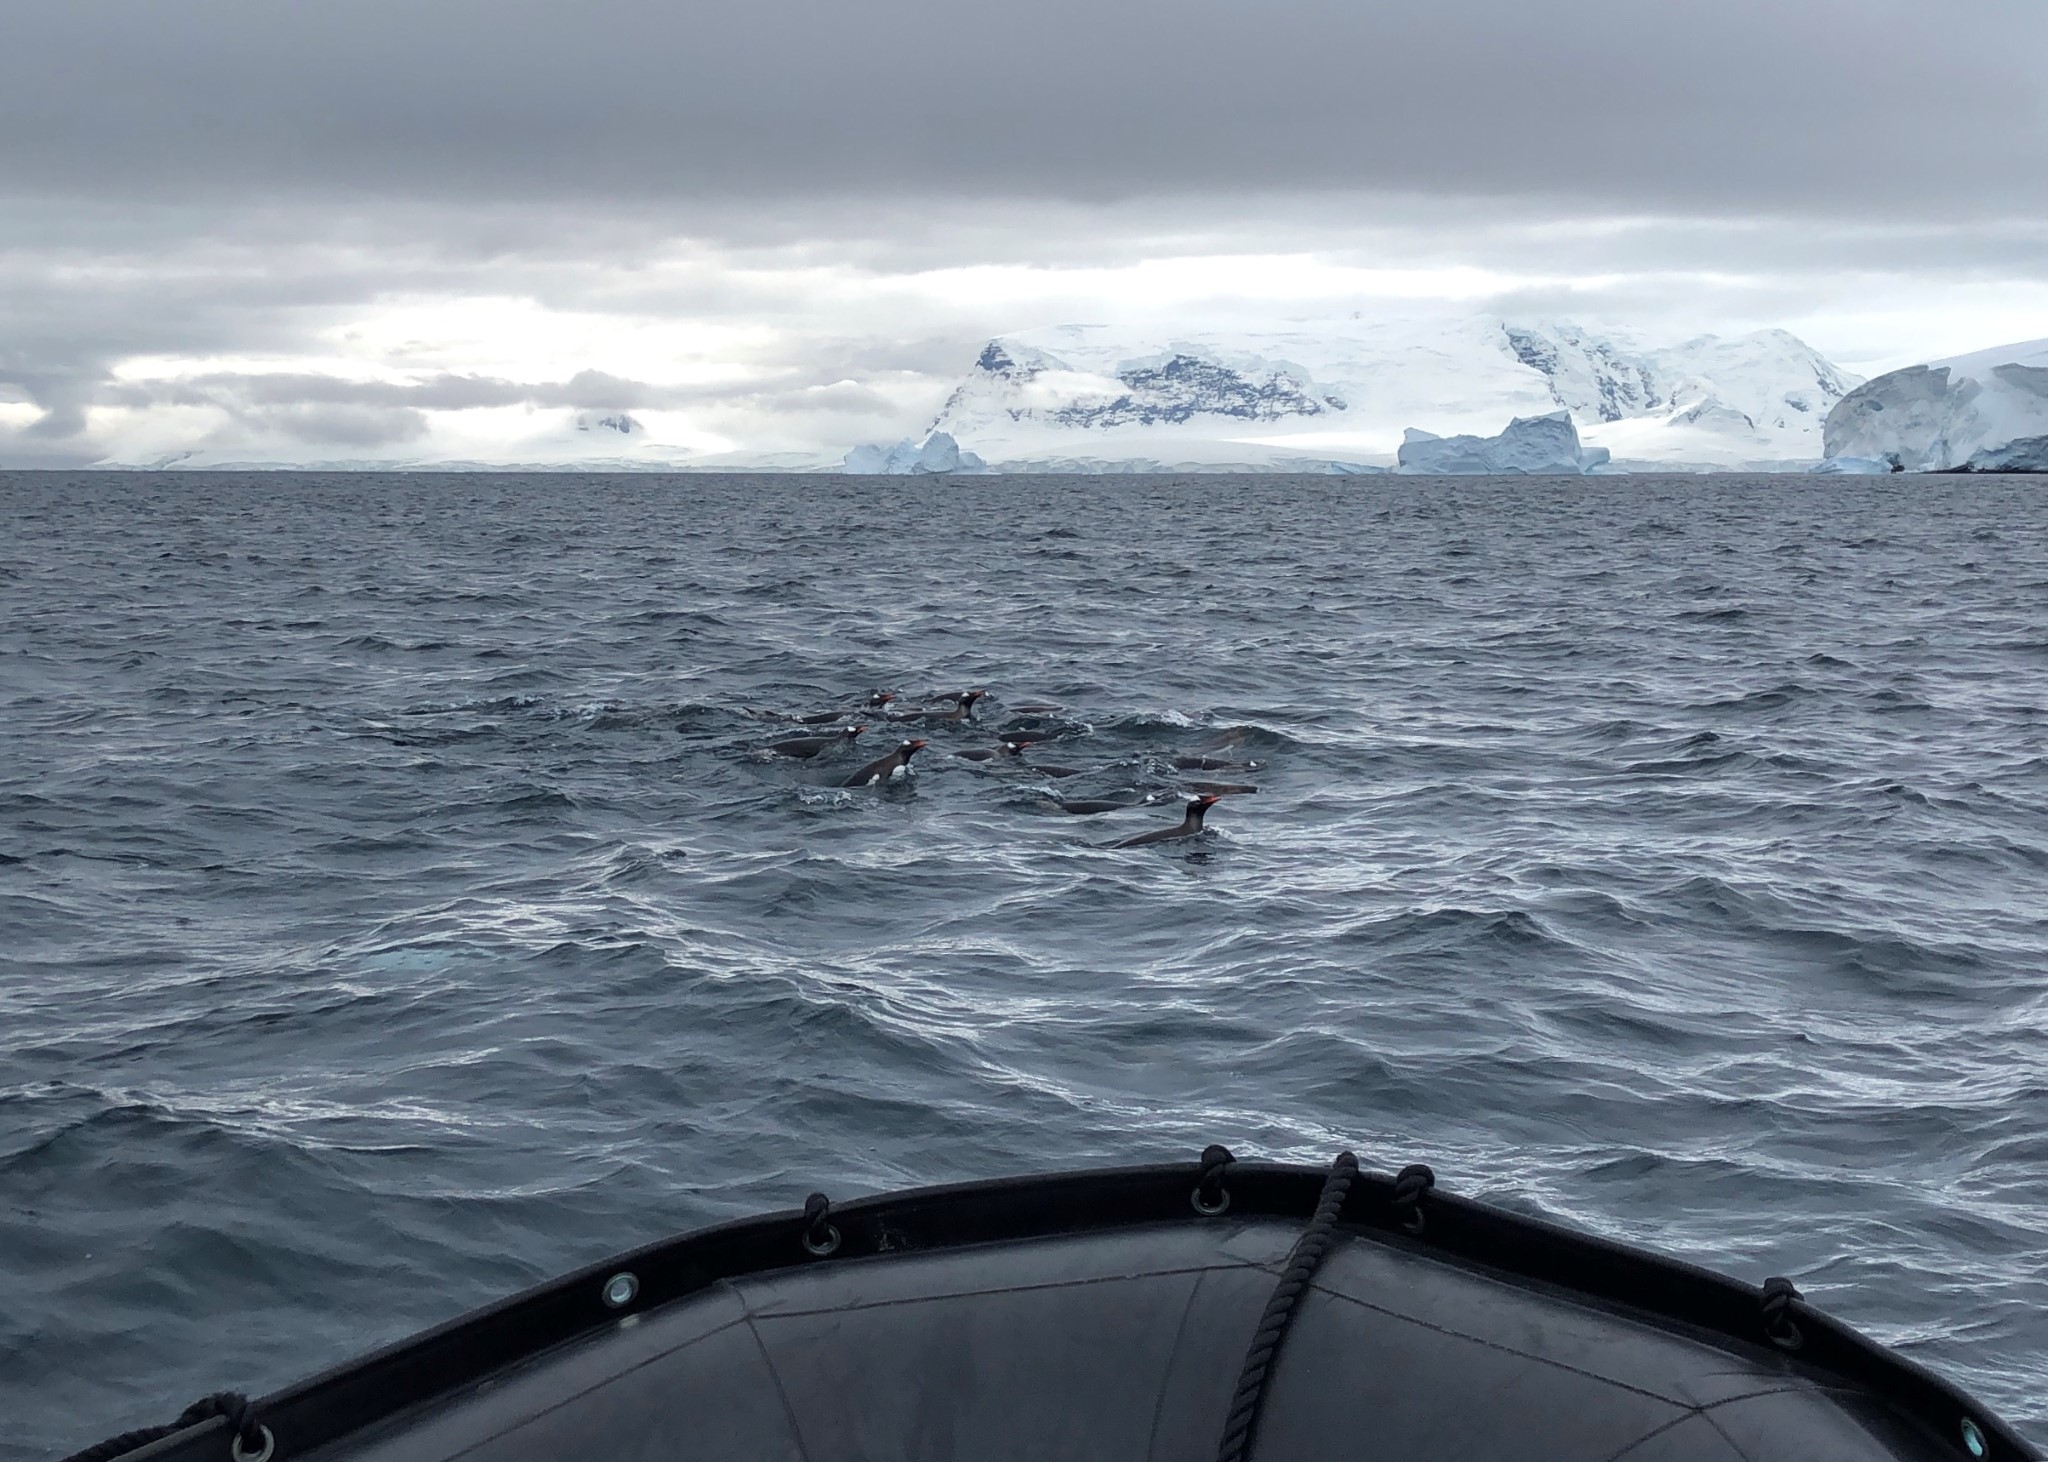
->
96, 366, 936, 431
264, 404, 429, 448
101, 369, 698, 413
2, 0, 2043, 216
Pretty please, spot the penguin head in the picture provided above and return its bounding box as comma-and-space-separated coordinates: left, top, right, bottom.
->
844, 724, 867, 739
903, 738, 929, 757
1190, 794, 1221, 813
868, 691, 896, 707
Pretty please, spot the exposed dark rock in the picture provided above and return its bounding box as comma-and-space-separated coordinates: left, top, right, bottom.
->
1047, 354, 1328, 429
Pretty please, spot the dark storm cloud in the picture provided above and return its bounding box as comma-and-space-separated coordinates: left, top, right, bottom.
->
3, 0, 2043, 215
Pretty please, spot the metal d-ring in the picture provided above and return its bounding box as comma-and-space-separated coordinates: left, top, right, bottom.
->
230, 1424, 276, 1462
1759, 1276, 1805, 1351
1192, 1143, 1234, 1215
800, 1191, 841, 1256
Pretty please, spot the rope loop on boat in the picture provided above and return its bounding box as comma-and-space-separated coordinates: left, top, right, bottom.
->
1760, 1275, 1804, 1351
59, 1391, 270, 1462
1391, 1163, 1435, 1234
1213, 1149, 1358, 1462
801, 1191, 841, 1257
1193, 1144, 1236, 1215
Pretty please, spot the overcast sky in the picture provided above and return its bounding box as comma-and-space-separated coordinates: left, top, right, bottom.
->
4, 0, 2047, 465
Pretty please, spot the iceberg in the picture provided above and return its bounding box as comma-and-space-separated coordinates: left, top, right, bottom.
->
1395, 411, 1610, 475
1822, 339, 2048, 472
842, 431, 986, 475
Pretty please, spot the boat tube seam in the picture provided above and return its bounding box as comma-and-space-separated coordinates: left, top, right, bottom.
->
1597, 1408, 1704, 1462
358, 1310, 761, 1462
1306, 1273, 1703, 1408
1143, 1271, 1215, 1462
732, 1254, 1268, 1319
740, 1313, 819, 1462
1698, 1402, 1757, 1462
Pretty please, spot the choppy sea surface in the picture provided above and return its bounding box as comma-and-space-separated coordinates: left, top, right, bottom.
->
2, 470, 2045, 1456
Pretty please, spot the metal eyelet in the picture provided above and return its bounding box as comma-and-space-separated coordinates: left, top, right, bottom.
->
802, 1223, 842, 1257
601, 1271, 639, 1309
1959, 1417, 1987, 1458
1191, 1183, 1231, 1216
230, 1425, 276, 1462
1764, 1315, 1804, 1351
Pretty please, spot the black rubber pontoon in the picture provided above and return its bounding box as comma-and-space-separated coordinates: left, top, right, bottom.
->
73, 1151, 2033, 1462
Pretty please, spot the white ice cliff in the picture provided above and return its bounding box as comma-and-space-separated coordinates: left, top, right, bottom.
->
1822, 339, 2048, 472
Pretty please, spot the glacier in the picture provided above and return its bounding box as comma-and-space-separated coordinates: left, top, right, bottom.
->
1822, 338, 2048, 472
921, 317, 1860, 472
1396, 412, 1610, 475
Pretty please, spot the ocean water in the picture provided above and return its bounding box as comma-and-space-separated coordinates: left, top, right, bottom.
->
2, 470, 2045, 1456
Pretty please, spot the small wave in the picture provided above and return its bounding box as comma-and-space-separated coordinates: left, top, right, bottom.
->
401, 694, 544, 717
1652, 874, 1796, 925
360, 724, 501, 747
1104, 711, 1200, 734
1617, 730, 1741, 775
1567, 718, 1658, 744
1697, 683, 1812, 712
1348, 905, 1579, 958
1777, 925, 1992, 995
613, 608, 726, 628
496, 786, 580, 813
1675, 606, 1750, 622
336, 634, 453, 653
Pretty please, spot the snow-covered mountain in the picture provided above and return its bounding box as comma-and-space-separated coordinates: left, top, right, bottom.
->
1823, 338, 2048, 471
922, 318, 1860, 471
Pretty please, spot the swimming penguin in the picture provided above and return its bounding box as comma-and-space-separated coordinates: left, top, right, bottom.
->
791, 691, 895, 725
1184, 780, 1257, 796
891, 689, 986, 724
1112, 794, 1221, 848
1056, 798, 1145, 815
954, 736, 1030, 762
1172, 755, 1260, 772
764, 725, 866, 759
1018, 750, 1086, 778
841, 739, 928, 788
